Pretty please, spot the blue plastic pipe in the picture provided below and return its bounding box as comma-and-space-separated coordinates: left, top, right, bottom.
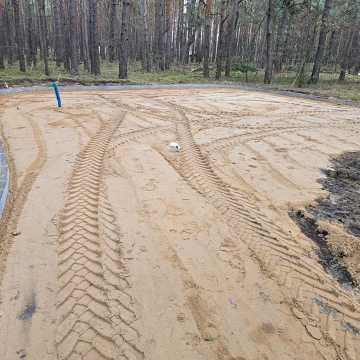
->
51, 81, 62, 108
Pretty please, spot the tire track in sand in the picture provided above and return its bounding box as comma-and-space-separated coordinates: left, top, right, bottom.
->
240, 141, 303, 191
170, 103, 360, 360
202, 125, 324, 154
0, 115, 47, 292
110, 125, 173, 154
57, 113, 144, 360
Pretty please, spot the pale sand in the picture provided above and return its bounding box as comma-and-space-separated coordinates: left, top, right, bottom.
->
0, 88, 359, 360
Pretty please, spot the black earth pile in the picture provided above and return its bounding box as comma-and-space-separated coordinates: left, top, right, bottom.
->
315, 151, 360, 237
290, 151, 360, 287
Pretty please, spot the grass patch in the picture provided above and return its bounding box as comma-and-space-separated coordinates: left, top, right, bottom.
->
1, 61, 360, 102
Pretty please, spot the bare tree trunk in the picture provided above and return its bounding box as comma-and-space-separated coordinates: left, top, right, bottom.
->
211, 14, 218, 62
225, 0, 240, 77
25, 0, 36, 68
80, 0, 90, 71
194, 26, 202, 63
215, 0, 226, 80
12, 0, 26, 72
108, 0, 117, 62
62, 0, 71, 71
0, 1, 5, 69
339, 31, 354, 81
53, 0, 63, 67
351, 31, 360, 74
140, 0, 151, 71
176, 0, 184, 62
279, 17, 291, 70
274, 5, 288, 72
4, 0, 15, 65
88, 0, 100, 75
154, 0, 165, 70
69, 0, 79, 75
264, 0, 273, 84
164, 0, 173, 69
182, 0, 196, 64
37, 0, 49, 75
118, 0, 130, 78
292, 0, 313, 87
203, 0, 213, 78
325, 29, 335, 64
309, 0, 333, 83
100, 41, 106, 60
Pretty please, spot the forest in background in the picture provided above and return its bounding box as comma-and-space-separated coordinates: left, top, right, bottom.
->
0, 0, 359, 89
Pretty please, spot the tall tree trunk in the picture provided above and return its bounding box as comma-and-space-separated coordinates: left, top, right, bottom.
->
182, 0, 196, 64
309, 0, 333, 83
274, 5, 288, 72
325, 29, 335, 64
62, 0, 71, 71
108, 0, 117, 63
293, 0, 313, 87
100, 43, 106, 60
203, 0, 213, 78
80, 0, 90, 71
88, 0, 100, 75
194, 27, 202, 63
154, 0, 165, 70
53, 0, 63, 67
279, 17, 291, 70
4, 1, 15, 65
37, 0, 49, 75
350, 31, 359, 73
225, 0, 240, 77
118, 0, 130, 78
69, 0, 79, 75
0, 1, 5, 69
339, 31, 354, 81
176, 0, 184, 62
211, 14, 218, 62
215, 0, 226, 80
12, 0, 26, 72
264, 0, 273, 84
25, 0, 35, 68
164, 0, 173, 69
140, 0, 151, 71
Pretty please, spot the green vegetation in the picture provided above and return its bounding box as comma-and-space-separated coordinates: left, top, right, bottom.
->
1, 61, 360, 103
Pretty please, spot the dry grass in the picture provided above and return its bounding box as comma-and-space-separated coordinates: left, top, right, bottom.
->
1, 61, 360, 103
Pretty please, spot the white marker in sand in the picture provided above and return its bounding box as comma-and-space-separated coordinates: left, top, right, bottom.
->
169, 142, 181, 152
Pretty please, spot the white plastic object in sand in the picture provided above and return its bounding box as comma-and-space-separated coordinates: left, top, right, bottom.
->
169, 142, 181, 152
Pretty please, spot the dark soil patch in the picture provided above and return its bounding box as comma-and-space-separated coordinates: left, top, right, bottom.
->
289, 209, 356, 286
290, 151, 360, 288
17, 292, 37, 321
314, 151, 360, 237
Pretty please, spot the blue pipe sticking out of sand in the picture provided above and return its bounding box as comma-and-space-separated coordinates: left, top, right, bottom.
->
51, 80, 62, 108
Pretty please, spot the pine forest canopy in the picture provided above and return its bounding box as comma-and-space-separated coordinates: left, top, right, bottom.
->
0, 0, 359, 85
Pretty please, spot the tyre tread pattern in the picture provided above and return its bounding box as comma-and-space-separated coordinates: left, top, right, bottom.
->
172, 104, 360, 360
57, 115, 143, 360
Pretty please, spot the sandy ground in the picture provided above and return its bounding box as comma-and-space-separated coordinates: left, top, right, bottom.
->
0, 87, 359, 360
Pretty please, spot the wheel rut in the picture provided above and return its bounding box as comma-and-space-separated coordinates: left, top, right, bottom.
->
110, 125, 173, 154
57, 113, 144, 360
202, 125, 324, 154
170, 103, 360, 360
0, 114, 47, 294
